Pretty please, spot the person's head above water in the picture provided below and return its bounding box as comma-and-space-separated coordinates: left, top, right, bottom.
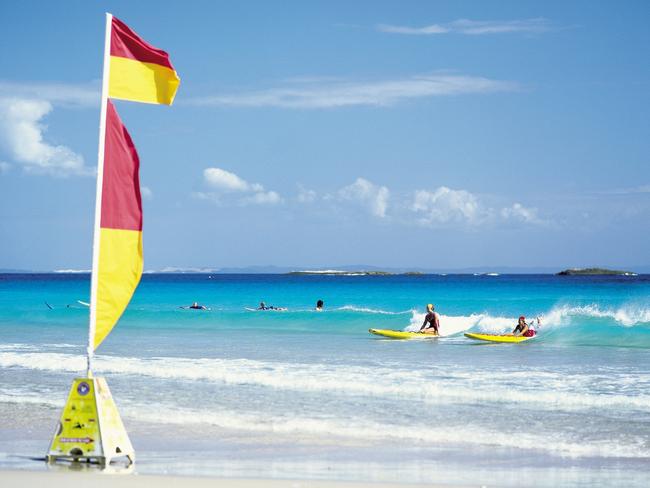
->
192, 302, 198, 307
316, 299, 324, 308
427, 304, 434, 312
519, 316, 526, 325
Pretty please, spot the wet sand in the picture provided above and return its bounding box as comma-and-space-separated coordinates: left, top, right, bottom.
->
0, 470, 463, 488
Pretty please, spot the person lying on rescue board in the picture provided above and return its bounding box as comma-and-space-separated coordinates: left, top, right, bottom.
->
511, 316, 539, 337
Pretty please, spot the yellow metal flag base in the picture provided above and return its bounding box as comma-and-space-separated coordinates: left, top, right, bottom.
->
46, 377, 134, 466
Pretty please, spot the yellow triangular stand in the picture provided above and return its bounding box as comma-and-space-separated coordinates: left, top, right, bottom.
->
46, 377, 134, 466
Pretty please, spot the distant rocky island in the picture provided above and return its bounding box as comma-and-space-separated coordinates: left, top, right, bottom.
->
557, 268, 636, 276
288, 270, 424, 276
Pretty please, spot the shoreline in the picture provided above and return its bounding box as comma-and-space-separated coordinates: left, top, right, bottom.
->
3, 269, 649, 275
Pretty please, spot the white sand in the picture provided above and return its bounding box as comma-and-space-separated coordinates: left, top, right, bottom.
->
0, 470, 466, 488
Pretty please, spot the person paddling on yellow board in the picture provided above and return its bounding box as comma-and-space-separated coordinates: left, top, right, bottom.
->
510, 316, 539, 337
419, 304, 440, 335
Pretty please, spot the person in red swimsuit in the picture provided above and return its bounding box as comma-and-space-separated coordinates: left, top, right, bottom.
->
512, 316, 536, 337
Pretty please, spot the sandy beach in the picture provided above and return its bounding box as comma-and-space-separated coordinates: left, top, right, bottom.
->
1, 470, 461, 488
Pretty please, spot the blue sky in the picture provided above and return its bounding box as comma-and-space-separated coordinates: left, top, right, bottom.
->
0, 0, 648, 271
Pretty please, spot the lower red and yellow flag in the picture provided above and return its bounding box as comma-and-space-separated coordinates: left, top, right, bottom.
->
94, 100, 143, 350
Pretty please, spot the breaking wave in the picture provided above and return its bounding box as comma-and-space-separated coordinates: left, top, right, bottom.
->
336, 305, 411, 315
127, 403, 649, 459
405, 304, 650, 347
1, 386, 646, 458
1, 350, 648, 412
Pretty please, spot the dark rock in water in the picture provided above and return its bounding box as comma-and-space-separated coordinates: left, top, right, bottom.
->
557, 268, 635, 276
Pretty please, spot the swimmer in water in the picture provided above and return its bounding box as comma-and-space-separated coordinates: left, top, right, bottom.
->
180, 302, 208, 310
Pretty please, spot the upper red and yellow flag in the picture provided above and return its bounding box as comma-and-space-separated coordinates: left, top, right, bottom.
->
93, 100, 144, 350
109, 16, 180, 105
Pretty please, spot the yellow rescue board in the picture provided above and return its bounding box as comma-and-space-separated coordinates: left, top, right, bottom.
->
369, 328, 438, 339
464, 332, 533, 343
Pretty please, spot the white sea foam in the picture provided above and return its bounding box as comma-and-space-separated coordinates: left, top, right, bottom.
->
540, 304, 650, 327
0, 388, 644, 458
405, 311, 515, 335
337, 305, 411, 315
403, 304, 650, 337
2, 351, 648, 412
0, 391, 63, 408
0, 343, 79, 352
121, 402, 650, 459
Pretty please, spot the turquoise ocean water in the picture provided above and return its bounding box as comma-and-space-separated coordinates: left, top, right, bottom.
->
1, 273, 649, 486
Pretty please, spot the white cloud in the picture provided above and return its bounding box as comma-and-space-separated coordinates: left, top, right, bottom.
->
410, 188, 551, 228
297, 184, 317, 203
604, 184, 650, 195
197, 172, 552, 227
244, 190, 282, 205
378, 18, 551, 36
141, 186, 153, 200
411, 187, 485, 225
201, 167, 282, 205
0, 80, 99, 108
0, 98, 91, 176
204, 167, 254, 192
378, 24, 449, 35
339, 178, 390, 218
191, 191, 220, 204
501, 202, 548, 225
188, 73, 517, 109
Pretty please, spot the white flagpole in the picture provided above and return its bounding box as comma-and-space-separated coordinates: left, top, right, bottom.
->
87, 12, 113, 377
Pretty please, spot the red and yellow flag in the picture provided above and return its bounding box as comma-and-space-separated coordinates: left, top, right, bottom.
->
90, 15, 179, 352
109, 16, 180, 105
93, 100, 143, 349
